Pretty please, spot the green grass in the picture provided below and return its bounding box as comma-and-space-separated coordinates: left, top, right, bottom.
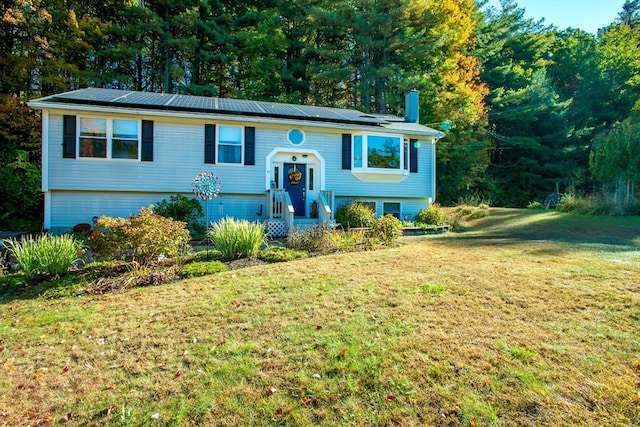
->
0, 209, 639, 425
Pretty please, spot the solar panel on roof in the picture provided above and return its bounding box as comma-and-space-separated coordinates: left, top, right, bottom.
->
43, 88, 393, 126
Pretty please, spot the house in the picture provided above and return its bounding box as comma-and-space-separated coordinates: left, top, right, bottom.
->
28, 88, 444, 236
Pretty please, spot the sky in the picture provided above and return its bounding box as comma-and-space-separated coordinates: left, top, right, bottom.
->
485, 0, 626, 34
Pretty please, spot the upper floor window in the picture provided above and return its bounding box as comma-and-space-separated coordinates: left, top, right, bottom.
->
218, 125, 242, 164
353, 134, 406, 170
79, 117, 139, 159
350, 133, 409, 182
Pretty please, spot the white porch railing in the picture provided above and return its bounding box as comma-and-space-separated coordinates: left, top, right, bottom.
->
266, 189, 334, 230
267, 189, 294, 230
318, 191, 334, 225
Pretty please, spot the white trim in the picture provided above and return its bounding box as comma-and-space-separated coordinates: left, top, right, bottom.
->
76, 116, 141, 161
41, 111, 49, 192
43, 191, 51, 230
265, 148, 325, 191
430, 138, 437, 202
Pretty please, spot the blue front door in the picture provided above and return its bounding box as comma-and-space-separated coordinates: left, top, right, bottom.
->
283, 163, 306, 216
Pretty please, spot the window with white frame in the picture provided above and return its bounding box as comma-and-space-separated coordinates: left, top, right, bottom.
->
352, 134, 406, 171
218, 125, 242, 164
79, 117, 139, 159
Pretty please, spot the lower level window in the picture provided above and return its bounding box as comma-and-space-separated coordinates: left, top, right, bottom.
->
383, 202, 401, 218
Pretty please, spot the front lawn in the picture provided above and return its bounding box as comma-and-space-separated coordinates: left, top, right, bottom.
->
0, 209, 639, 426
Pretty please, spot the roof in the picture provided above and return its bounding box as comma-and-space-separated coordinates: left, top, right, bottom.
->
29, 88, 445, 138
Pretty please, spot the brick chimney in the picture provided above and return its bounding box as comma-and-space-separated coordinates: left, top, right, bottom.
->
405, 89, 419, 123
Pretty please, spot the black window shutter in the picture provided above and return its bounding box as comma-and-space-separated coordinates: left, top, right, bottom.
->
141, 120, 154, 161
341, 134, 352, 170
410, 138, 418, 173
244, 126, 255, 165
63, 115, 76, 158
204, 124, 216, 164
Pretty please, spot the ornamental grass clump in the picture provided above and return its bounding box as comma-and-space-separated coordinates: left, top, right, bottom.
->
207, 217, 265, 259
4, 234, 82, 279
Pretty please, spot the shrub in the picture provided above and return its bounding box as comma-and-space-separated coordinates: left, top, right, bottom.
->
415, 204, 448, 225
89, 206, 191, 265
457, 193, 491, 207
207, 217, 265, 259
154, 194, 205, 234
335, 202, 376, 228
286, 224, 332, 251
193, 249, 223, 262
327, 230, 366, 252
181, 260, 227, 277
527, 201, 544, 209
556, 193, 625, 216
3, 234, 82, 279
455, 205, 490, 220
259, 246, 308, 263
367, 214, 403, 245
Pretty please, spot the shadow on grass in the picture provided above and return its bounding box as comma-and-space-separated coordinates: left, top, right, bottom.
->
436, 208, 640, 249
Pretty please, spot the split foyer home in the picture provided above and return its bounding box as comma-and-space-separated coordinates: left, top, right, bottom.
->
28, 88, 444, 236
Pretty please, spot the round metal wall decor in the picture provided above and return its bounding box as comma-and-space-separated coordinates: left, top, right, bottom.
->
192, 172, 221, 200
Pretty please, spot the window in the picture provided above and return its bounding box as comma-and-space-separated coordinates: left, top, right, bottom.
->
218, 125, 242, 164
351, 134, 404, 170
383, 202, 401, 218
112, 120, 139, 159
354, 135, 363, 168
288, 129, 304, 145
79, 117, 139, 159
79, 118, 107, 158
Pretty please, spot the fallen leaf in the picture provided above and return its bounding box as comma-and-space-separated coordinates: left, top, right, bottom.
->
315, 325, 322, 330
174, 371, 182, 378
42, 414, 54, 423
62, 366, 70, 373
386, 393, 394, 401
63, 412, 72, 421
267, 386, 277, 394
342, 348, 349, 355
275, 407, 283, 416
150, 413, 160, 420
105, 384, 114, 390
312, 373, 321, 379
301, 396, 311, 405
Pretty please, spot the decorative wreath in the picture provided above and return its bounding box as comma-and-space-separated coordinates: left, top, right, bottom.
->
192, 172, 221, 200
288, 168, 302, 185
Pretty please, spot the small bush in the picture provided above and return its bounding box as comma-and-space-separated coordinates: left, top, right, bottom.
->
527, 201, 544, 209
457, 193, 491, 207
327, 230, 365, 252
455, 205, 490, 220
207, 217, 265, 259
335, 202, 376, 228
181, 260, 227, 277
367, 214, 403, 245
286, 224, 332, 251
415, 204, 448, 225
90, 206, 191, 265
557, 193, 625, 216
154, 194, 205, 234
259, 246, 308, 263
3, 234, 83, 279
193, 249, 224, 262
